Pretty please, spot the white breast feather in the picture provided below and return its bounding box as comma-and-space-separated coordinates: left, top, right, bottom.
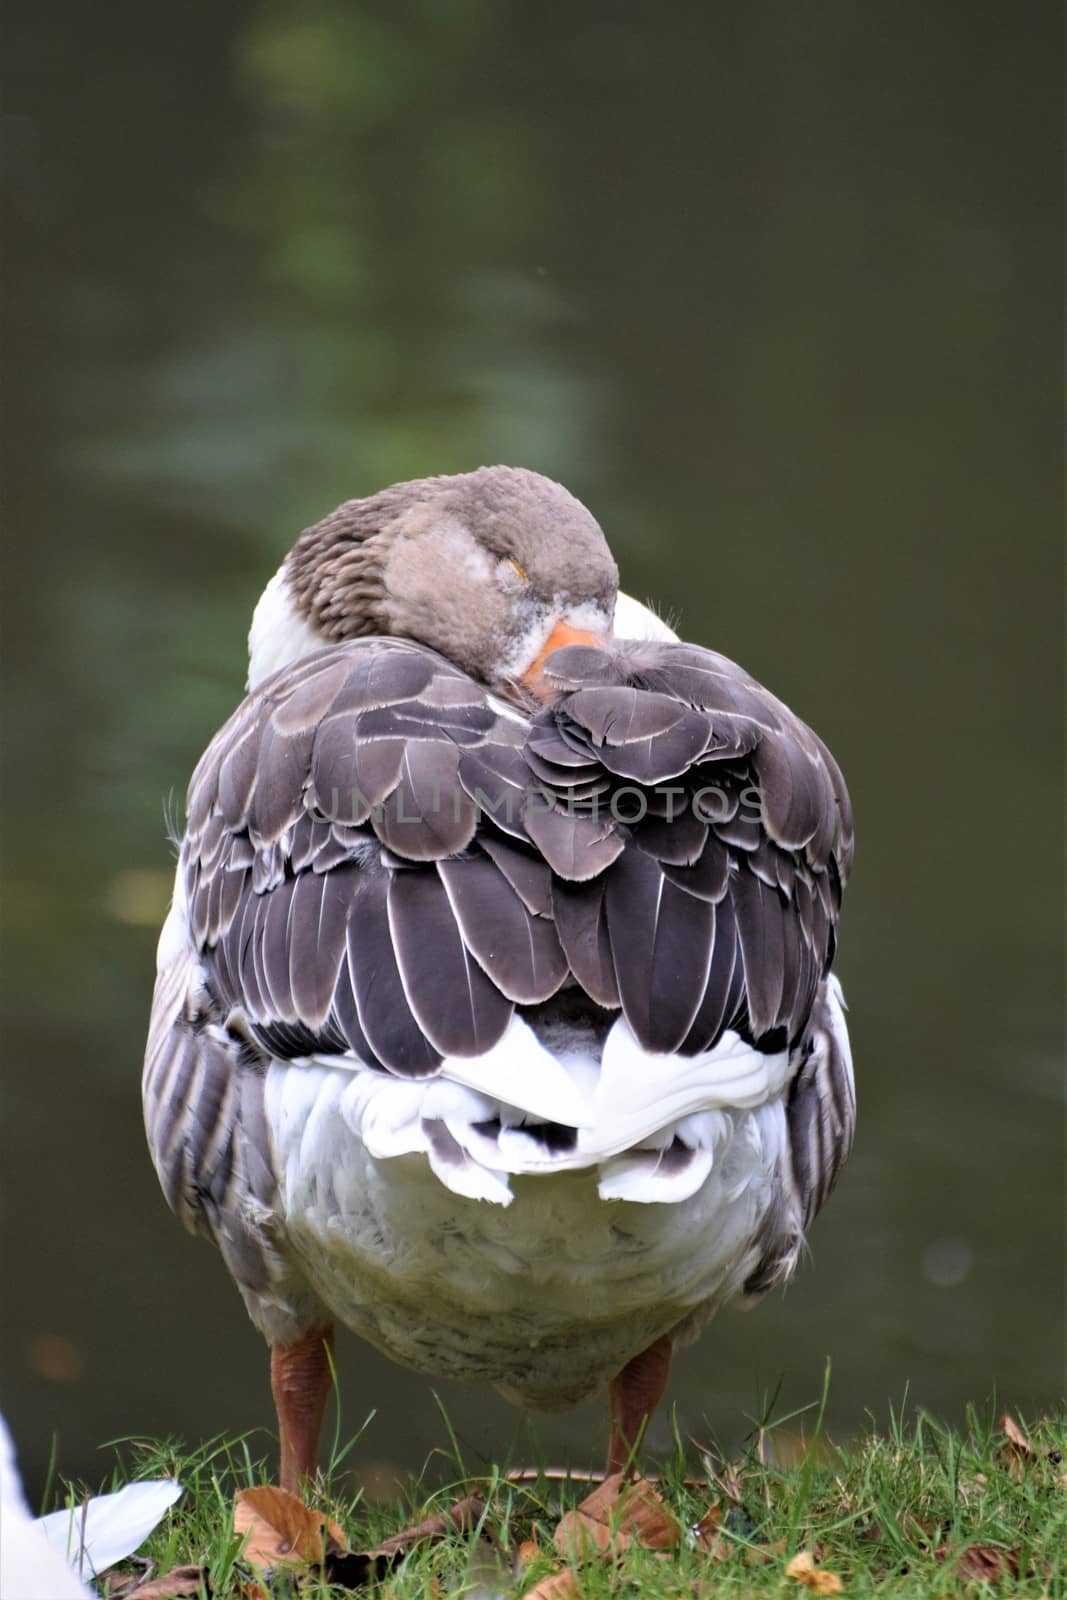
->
613, 591, 680, 642
247, 569, 326, 691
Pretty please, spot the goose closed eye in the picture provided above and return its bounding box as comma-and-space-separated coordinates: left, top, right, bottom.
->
497, 556, 528, 590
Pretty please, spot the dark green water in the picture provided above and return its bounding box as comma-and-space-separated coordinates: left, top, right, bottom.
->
3, 0, 1062, 1498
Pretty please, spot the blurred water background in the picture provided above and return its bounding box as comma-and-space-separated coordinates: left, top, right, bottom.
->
3, 0, 1062, 1500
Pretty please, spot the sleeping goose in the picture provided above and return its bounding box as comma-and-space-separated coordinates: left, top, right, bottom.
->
143, 466, 854, 1489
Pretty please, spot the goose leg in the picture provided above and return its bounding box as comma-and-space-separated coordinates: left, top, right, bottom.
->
270, 1325, 335, 1492
605, 1335, 672, 1476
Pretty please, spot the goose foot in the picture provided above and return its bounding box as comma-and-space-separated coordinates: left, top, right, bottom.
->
605, 1335, 672, 1476
270, 1325, 335, 1492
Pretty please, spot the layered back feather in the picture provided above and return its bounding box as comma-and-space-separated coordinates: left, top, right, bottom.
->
179, 635, 852, 1079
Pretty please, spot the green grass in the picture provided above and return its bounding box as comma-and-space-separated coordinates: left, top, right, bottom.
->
50, 1403, 1066, 1598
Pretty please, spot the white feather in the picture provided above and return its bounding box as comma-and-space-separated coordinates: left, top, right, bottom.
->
436, 1018, 590, 1125
598, 1146, 714, 1204
298, 1016, 787, 1184
0, 1414, 94, 1599
37, 1480, 183, 1581
247, 567, 326, 691
613, 591, 680, 643
582, 1022, 791, 1159
426, 1142, 514, 1206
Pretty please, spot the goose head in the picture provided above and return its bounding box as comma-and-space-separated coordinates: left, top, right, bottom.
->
248, 466, 621, 698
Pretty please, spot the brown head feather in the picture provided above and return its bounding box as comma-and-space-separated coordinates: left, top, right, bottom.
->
284, 467, 618, 687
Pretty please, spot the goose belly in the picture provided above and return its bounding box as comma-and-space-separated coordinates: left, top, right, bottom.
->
263, 1059, 790, 1407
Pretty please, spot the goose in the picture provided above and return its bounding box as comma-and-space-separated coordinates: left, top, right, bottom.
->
143, 466, 854, 1490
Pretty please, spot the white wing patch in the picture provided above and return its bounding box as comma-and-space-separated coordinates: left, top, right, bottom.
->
291, 1012, 788, 1205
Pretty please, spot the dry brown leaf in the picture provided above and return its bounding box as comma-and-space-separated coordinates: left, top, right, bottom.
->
554, 1472, 683, 1562
956, 1544, 1018, 1584
807, 1576, 843, 1596
233, 1486, 345, 1570
554, 1507, 616, 1559
98, 1570, 146, 1599
521, 1569, 581, 1599
112, 1566, 207, 1599
372, 1492, 486, 1558
786, 1549, 844, 1593
693, 1501, 728, 1559
991, 1420, 1036, 1478
517, 1535, 542, 1569
1001, 1415, 1033, 1456
998, 1414, 1036, 1482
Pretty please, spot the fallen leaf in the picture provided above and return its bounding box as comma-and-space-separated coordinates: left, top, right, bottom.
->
521, 1570, 581, 1599
693, 1501, 727, 1558
233, 1486, 345, 1570
809, 1578, 843, 1596
517, 1536, 541, 1568
112, 1566, 207, 1598
1001, 1415, 1033, 1456
98, 1565, 150, 1599
554, 1473, 682, 1562
786, 1549, 844, 1593
554, 1508, 615, 1559
997, 1414, 1036, 1481
956, 1544, 1018, 1584
373, 1492, 487, 1558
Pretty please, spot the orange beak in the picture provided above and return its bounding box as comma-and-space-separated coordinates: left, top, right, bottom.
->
521, 619, 608, 700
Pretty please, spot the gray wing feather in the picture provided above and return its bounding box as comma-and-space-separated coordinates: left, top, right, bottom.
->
386, 867, 513, 1055
180, 633, 851, 1071
437, 855, 568, 1004
146, 631, 854, 1272
551, 876, 621, 1008
535, 640, 851, 1052
603, 846, 715, 1053
142, 950, 278, 1296
785, 980, 856, 1230
680, 897, 745, 1054
344, 873, 442, 1075
743, 977, 856, 1296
